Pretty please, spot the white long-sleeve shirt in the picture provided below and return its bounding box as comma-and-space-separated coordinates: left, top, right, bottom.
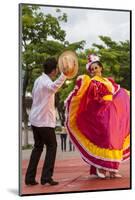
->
29, 73, 66, 127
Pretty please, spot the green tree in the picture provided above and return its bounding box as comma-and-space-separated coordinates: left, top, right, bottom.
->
21, 5, 85, 147
92, 36, 130, 89
21, 5, 67, 147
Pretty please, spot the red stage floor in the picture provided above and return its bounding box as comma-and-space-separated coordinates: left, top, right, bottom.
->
21, 158, 130, 195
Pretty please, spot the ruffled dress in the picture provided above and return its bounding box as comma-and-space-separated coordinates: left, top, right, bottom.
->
65, 75, 130, 173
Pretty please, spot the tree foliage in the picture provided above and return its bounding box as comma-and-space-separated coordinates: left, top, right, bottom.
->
21, 4, 85, 146
92, 36, 130, 89
21, 5, 130, 147
21, 5, 85, 93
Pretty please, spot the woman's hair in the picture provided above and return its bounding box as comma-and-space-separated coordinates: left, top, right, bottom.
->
43, 57, 57, 74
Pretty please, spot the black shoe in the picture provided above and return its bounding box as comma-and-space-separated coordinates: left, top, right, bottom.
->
25, 180, 39, 186
41, 179, 59, 186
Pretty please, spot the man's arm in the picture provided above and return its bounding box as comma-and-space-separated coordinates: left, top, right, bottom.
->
46, 73, 67, 93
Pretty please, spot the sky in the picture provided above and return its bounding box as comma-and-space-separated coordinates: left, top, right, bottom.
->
41, 5, 130, 49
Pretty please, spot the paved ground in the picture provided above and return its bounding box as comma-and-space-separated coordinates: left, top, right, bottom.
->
21, 158, 130, 195
20, 130, 131, 195
22, 129, 80, 160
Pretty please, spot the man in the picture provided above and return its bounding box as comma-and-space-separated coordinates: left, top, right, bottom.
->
25, 57, 67, 186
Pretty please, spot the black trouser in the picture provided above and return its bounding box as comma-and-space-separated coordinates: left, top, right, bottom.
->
60, 134, 67, 151
69, 140, 75, 151
25, 126, 57, 183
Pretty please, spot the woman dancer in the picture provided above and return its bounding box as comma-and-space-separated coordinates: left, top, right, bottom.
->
65, 54, 130, 178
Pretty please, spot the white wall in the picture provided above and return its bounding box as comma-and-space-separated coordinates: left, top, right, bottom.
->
0, 0, 134, 200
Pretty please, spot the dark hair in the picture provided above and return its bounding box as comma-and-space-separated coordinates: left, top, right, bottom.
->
90, 61, 104, 72
43, 57, 58, 74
